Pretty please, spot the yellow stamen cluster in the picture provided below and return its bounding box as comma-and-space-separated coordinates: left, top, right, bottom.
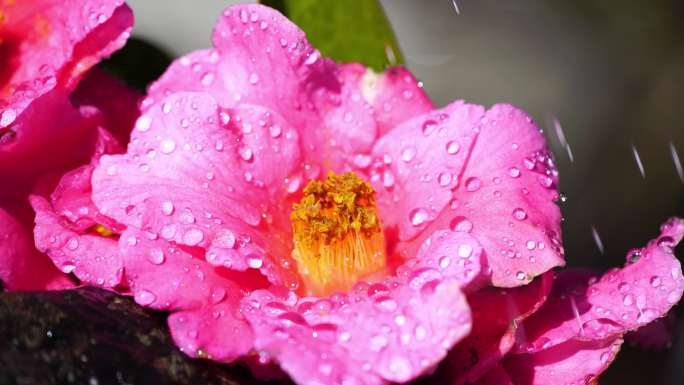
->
291, 172, 386, 296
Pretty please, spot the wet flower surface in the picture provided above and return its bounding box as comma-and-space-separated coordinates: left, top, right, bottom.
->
1, 2, 683, 385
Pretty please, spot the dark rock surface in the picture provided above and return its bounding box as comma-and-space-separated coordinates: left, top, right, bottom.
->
0, 287, 282, 385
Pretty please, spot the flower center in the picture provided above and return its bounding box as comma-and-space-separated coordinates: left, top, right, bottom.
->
291, 171, 387, 296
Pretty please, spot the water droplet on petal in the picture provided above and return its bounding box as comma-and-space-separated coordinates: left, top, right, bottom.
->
450, 216, 473, 233
446, 140, 460, 154
247, 255, 263, 269
135, 289, 157, 305
509, 167, 521, 178
512, 208, 527, 220
147, 248, 165, 265
183, 228, 204, 246
401, 146, 416, 162
409, 208, 429, 226
422, 119, 437, 136
160, 139, 176, 154
465, 177, 481, 192
136, 116, 152, 132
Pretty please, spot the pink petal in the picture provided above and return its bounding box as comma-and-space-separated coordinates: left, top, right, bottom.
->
119, 227, 255, 361
503, 338, 623, 385
514, 218, 684, 353
372, 102, 563, 288
430, 273, 553, 385
0, 92, 101, 197
0, 0, 132, 194
0, 200, 74, 291
71, 68, 141, 144
370, 101, 482, 242
407, 229, 486, 291
353, 65, 433, 136
239, 231, 481, 384
146, 5, 431, 174
168, 302, 253, 362
31, 165, 123, 288
0, 0, 133, 118
472, 365, 513, 385
92, 92, 302, 287
242, 276, 471, 385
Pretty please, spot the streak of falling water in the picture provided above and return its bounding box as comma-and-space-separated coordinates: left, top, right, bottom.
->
451, 0, 460, 14
670, 141, 684, 184
384, 44, 397, 65
570, 296, 584, 335
548, 114, 574, 162
591, 225, 604, 254
631, 144, 646, 178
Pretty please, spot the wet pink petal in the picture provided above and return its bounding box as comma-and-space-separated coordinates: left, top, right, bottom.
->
1, 0, 133, 195
372, 102, 563, 288
0, 200, 74, 291
0, 0, 132, 118
503, 338, 623, 385
370, 101, 481, 241
242, 276, 471, 385
429, 273, 553, 385
31, 163, 123, 288
514, 218, 684, 353
119, 227, 255, 360
92, 92, 301, 286
146, 4, 431, 174
406, 229, 486, 291
71, 68, 141, 144
1, 92, 101, 197
472, 365, 513, 385
359, 65, 433, 136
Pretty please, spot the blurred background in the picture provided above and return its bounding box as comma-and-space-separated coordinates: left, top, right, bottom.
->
120, 1, 684, 383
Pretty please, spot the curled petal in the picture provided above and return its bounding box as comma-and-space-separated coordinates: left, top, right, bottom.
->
515, 218, 684, 353
31, 165, 123, 288
428, 273, 553, 385
503, 338, 623, 385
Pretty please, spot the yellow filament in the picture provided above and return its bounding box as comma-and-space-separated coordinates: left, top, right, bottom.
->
291, 172, 386, 296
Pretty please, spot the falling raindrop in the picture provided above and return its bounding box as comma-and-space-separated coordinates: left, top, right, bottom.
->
669, 141, 683, 184
631, 144, 645, 179
451, 0, 460, 15
591, 225, 604, 254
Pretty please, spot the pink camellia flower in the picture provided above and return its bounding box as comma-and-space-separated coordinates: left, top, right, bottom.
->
26, 3, 683, 385
0, 0, 136, 290
0, 0, 133, 195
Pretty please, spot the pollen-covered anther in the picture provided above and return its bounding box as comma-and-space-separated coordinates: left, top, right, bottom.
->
291, 171, 387, 296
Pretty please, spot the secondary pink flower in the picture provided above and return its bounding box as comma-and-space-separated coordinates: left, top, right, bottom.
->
0, 0, 133, 195
501, 218, 684, 385
0, 0, 136, 291
72, 4, 565, 384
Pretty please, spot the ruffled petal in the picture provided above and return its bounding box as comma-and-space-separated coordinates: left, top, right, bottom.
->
503, 338, 623, 385
243, 276, 471, 385
92, 92, 302, 286
429, 273, 553, 385
119, 227, 255, 361
31, 164, 123, 288
514, 218, 684, 353
371, 102, 563, 288
240, 232, 480, 384
0, 200, 73, 291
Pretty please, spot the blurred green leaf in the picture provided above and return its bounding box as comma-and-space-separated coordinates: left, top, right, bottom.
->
261, 0, 403, 70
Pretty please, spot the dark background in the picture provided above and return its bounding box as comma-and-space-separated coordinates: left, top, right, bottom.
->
119, 0, 684, 383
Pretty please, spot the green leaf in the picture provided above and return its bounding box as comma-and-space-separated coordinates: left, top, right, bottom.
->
261, 0, 403, 71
